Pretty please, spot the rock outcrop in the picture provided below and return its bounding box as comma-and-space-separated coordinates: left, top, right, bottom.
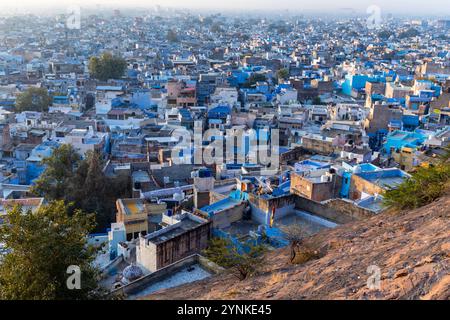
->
142, 195, 450, 300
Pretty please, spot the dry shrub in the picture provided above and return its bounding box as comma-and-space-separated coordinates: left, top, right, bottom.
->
267, 272, 288, 286
291, 247, 320, 265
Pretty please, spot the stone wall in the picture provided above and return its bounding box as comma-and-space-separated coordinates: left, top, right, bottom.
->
290, 173, 339, 202
350, 174, 384, 200
301, 136, 335, 155
137, 220, 212, 272
279, 146, 306, 164
209, 202, 246, 228
294, 196, 375, 224
112, 254, 223, 297
249, 193, 297, 225
154, 222, 211, 270
194, 190, 210, 209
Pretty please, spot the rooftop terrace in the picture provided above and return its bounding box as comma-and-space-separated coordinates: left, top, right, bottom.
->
356, 168, 409, 189
145, 214, 207, 245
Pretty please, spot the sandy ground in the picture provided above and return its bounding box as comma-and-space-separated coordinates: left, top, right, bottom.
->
142, 194, 450, 300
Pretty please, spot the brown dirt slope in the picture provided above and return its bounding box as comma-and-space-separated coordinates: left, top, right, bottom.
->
143, 195, 450, 300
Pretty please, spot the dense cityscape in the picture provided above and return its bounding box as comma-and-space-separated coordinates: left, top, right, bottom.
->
0, 2, 449, 304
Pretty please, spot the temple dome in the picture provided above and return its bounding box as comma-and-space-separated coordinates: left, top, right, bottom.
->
122, 264, 144, 282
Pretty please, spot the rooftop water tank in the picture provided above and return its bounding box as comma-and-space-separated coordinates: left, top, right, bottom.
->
173, 192, 184, 202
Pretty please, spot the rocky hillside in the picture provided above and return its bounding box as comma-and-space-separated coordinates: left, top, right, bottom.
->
143, 195, 450, 300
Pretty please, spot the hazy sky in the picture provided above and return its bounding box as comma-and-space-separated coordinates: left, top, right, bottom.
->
2, 0, 450, 15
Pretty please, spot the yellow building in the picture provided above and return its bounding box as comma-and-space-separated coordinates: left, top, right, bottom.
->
116, 199, 167, 241
392, 147, 416, 172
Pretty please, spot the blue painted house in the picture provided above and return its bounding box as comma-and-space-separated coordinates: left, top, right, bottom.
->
382, 130, 427, 156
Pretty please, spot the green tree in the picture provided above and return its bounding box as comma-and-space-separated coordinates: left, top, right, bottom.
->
378, 30, 393, 40
15, 87, 52, 112
88, 53, 127, 81
166, 29, 179, 42
398, 28, 420, 39
383, 149, 450, 210
31, 145, 131, 232
242, 73, 267, 88
203, 238, 266, 280
312, 96, 323, 105
0, 201, 102, 300
277, 68, 289, 81
69, 150, 121, 231
31, 144, 81, 200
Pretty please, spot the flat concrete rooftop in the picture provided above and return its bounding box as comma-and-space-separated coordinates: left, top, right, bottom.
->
147, 218, 203, 245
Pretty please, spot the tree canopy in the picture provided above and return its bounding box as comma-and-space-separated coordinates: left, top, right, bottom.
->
0, 201, 101, 300
32, 144, 81, 200
203, 238, 267, 280
242, 73, 267, 88
166, 29, 179, 42
383, 147, 450, 210
15, 87, 52, 113
277, 68, 289, 81
398, 28, 420, 39
378, 30, 393, 40
88, 53, 127, 81
31, 145, 131, 232
312, 96, 325, 105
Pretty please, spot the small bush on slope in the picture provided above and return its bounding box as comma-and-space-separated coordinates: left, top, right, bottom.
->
384, 148, 450, 210
203, 238, 267, 280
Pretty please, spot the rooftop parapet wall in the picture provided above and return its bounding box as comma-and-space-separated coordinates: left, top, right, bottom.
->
249, 192, 376, 225
111, 254, 223, 298
294, 195, 376, 224
248, 193, 296, 216
355, 168, 409, 181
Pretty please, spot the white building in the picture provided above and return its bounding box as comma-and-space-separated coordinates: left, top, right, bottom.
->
210, 87, 239, 108
276, 88, 298, 105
